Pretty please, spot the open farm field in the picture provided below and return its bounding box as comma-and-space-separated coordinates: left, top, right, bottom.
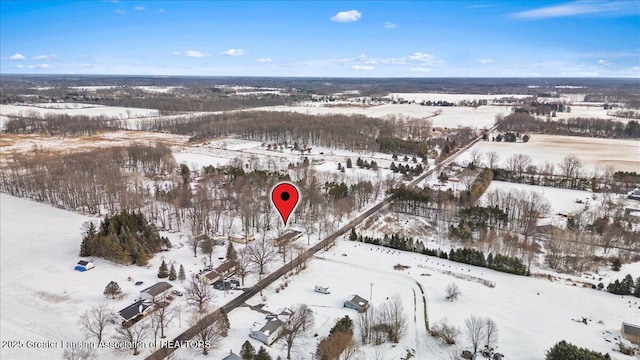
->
457, 135, 640, 174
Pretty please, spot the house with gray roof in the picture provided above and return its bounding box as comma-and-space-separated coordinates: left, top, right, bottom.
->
140, 282, 173, 302
249, 317, 285, 345
344, 294, 369, 312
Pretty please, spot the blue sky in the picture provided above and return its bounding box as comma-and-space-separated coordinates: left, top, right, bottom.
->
1, 1, 639, 77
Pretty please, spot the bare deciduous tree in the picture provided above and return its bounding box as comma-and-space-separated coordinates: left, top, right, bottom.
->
112, 321, 149, 356
445, 282, 460, 301
486, 151, 499, 169
379, 294, 407, 343
151, 301, 175, 341
235, 248, 252, 286
430, 318, 460, 345
465, 315, 485, 354
186, 274, 214, 312
246, 239, 278, 294
79, 303, 114, 343
189, 307, 223, 355
279, 304, 315, 359
484, 318, 498, 349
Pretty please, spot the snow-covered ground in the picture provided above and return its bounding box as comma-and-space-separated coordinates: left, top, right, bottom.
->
456, 135, 640, 174
386, 93, 530, 103
0, 194, 237, 360
0, 131, 189, 163
2, 189, 638, 360
176, 238, 640, 360
0, 103, 160, 119
252, 103, 512, 129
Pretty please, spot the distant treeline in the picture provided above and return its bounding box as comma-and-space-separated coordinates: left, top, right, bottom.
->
497, 112, 640, 138
4, 113, 124, 135
145, 111, 388, 151
349, 230, 527, 275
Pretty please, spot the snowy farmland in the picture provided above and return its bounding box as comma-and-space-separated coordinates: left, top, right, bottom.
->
253, 103, 512, 129
3, 193, 638, 360
0, 103, 160, 119
174, 239, 640, 360
456, 135, 640, 174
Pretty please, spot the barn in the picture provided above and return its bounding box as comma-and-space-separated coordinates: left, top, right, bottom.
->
74, 260, 94, 272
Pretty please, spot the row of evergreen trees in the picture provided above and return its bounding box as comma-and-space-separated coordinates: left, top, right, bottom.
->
80, 210, 171, 265
605, 273, 640, 297
349, 229, 527, 276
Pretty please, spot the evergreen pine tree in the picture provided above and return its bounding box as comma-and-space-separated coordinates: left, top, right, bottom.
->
349, 228, 357, 241
226, 241, 237, 261
168, 264, 177, 281
634, 277, 640, 298
158, 259, 169, 278
104, 281, 122, 299
612, 258, 621, 271
346, 158, 352, 168
178, 264, 186, 282
220, 308, 230, 337
621, 274, 634, 295
255, 347, 272, 360
337, 162, 342, 171
240, 340, 256, 360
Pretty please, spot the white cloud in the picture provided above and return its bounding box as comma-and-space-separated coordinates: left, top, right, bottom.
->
114, 9, 125, 15
185, 50, 210, 58
479, 58, 494, 64
16, 64, 24, 68
511, 1, 637, 20
331, 10, 362, 22
598, 59, 610, 65
33, 54, 57, 60
411, 67, 431, 73
383, 21, 397, 29
134, 6, 144, 11
222, 48, 246, 56
408, 52, 435, 64
172, 51, 181, 57
351, 65, 375, 71
258, 57, 272, 63
159, 8, 165, 13
9, 53, 26, 60
28, 64, 53, 69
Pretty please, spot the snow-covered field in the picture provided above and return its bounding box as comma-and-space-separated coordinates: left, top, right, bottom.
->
176, 239, 639, 360
456, 135, 640, 174
253, 103, 512, 129
0, 131, 189, 161
0, 194, 237, 360
1, 189, 638, 360
0, 103, 160, 119
386, 93, 530, 103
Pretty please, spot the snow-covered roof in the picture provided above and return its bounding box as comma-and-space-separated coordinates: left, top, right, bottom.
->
141, 282, 173, 296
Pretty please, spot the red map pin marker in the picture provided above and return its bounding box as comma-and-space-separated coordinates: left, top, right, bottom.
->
271, 182, 299, 226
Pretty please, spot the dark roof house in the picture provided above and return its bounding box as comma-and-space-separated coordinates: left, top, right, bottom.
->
118, 299, 153, 323
622, 322, 640, 345
344, 294, 369, 312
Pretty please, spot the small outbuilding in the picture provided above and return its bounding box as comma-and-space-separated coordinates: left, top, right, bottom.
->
622, 322, 640, 345
74, 260, 94, 272
344, 294, 369, 312
221, 350, 241, 360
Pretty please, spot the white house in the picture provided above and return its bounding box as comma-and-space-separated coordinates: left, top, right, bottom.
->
140, 282, 173, 302
314, 285, 330, 294
249, 318, 284, 345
